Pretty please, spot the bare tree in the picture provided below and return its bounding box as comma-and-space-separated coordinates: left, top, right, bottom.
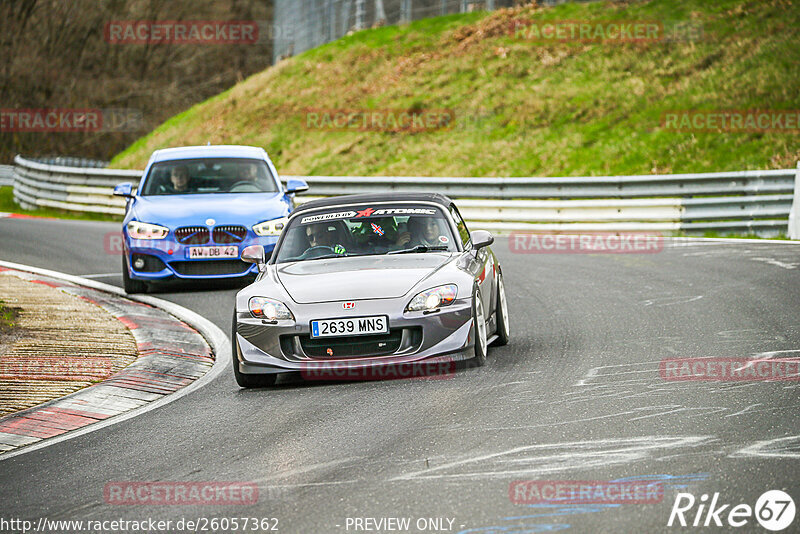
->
0, 0, 274, 163
375, 0, 386, 24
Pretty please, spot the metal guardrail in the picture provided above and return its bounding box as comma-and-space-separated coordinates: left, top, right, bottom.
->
11, 155, 800, 237
0, 165, 13, 187
273, 0, 518, 64
27, 156, 109, 168
13, 156, 141, 216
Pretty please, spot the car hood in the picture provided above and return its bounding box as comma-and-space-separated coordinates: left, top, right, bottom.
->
131, 192, 288, 227
276, 254, 453, 304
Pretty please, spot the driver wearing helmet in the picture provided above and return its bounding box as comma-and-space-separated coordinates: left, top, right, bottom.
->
303, 223, 347, 257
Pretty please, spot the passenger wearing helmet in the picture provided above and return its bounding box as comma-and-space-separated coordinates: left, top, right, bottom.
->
399, 216, 445, 248
352, 217, 401, 247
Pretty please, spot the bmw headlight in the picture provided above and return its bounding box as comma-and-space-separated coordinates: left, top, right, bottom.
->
249, 297, 294, 321
253, 217, 288, 237
406, 284, 458, 312
127, 221, 169, 240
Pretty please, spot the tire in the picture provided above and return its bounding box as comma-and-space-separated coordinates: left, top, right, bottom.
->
494, 272, 510, 346
122, 255, 148, 294
471, 289, 488, 367
231, 311, 277, 388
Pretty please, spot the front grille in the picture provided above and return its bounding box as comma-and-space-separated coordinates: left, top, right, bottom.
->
170, 260, 250, 276
175, 226, 210, 245
299, 330, 404, 358
213, 225, 247, 244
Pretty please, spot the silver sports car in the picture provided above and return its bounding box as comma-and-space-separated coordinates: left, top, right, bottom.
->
231, 193, 510, 387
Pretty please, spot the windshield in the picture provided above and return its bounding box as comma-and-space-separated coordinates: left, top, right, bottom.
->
139, 157, 279, 196
274, 204, 458, 263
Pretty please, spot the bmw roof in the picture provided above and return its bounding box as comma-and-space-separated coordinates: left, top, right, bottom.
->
292, 192, 454, 216
149, 145, 268, 163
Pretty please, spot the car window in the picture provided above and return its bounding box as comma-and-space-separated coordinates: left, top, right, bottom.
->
449, 204, 471, 249
274, 204, 458, 263
139, 157, 279, 195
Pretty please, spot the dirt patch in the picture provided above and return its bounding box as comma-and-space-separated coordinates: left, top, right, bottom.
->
0, 273, 138, 417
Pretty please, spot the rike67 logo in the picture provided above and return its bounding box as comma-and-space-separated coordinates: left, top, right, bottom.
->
668, 490, 795, 531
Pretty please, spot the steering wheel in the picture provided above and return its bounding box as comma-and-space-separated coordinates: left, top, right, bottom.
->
229, 180, 260, 192
297, 245, 336, 260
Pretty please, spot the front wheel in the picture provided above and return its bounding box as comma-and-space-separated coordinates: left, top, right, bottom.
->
122, 255, 148, 294
494, 273, 510, 346
471, 290, 488, 367
231, 311, 278, 388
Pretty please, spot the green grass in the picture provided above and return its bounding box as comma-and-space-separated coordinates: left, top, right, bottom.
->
0, 187, 120, 222
0, 299, 18, 334
110, 0, 800, 177
697, 231, 790, 240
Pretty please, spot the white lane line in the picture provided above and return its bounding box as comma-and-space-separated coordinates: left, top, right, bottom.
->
391, 436, 712, 481
731, 435, 800, 459
755, 349, 800, 357
666, 237, 800, 246
725, 403, 762, 418
0, 260, 230, 462
79, 272, 120, 279
640, 295, 704, 307
750, 257, 799, 270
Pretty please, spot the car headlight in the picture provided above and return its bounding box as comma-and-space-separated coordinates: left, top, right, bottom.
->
253, 217, 288, 236
406, 284, 458, 312
249, 297, 294, 321
127, 221, 169, 240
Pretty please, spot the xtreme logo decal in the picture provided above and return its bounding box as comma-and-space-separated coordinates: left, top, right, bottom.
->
299, 207, 437, 224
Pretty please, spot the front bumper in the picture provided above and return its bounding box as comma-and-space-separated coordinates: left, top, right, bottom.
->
235, 297, 476, 374
126, 235, 279, 280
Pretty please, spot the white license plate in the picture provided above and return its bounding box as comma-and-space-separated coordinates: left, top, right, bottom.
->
311, 315, 389, 338
188, 246, 239, 259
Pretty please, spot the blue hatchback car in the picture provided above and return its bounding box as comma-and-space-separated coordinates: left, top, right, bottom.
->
113, 145, 308, 293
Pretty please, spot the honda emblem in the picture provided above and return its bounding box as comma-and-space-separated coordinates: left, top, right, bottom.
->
343, 301, 355, 309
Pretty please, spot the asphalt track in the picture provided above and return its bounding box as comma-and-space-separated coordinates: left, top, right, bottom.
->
1, 216, 799, 533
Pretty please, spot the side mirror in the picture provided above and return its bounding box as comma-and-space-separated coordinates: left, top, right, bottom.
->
285, 178, 309, 195
241, 244, 266, 266
113, 182, 134, 198
470, 230, 494, 250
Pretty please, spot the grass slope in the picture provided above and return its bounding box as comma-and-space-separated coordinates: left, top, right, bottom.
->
111, 0, 799, 177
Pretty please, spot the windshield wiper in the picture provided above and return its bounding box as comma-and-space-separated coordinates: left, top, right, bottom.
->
388, 245, 450, 255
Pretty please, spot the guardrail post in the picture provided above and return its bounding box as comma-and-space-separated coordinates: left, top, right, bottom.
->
400, 0, 411, 23
355, 0, 365, 30
375, 0, 386, 23
789, 161, 800, 239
